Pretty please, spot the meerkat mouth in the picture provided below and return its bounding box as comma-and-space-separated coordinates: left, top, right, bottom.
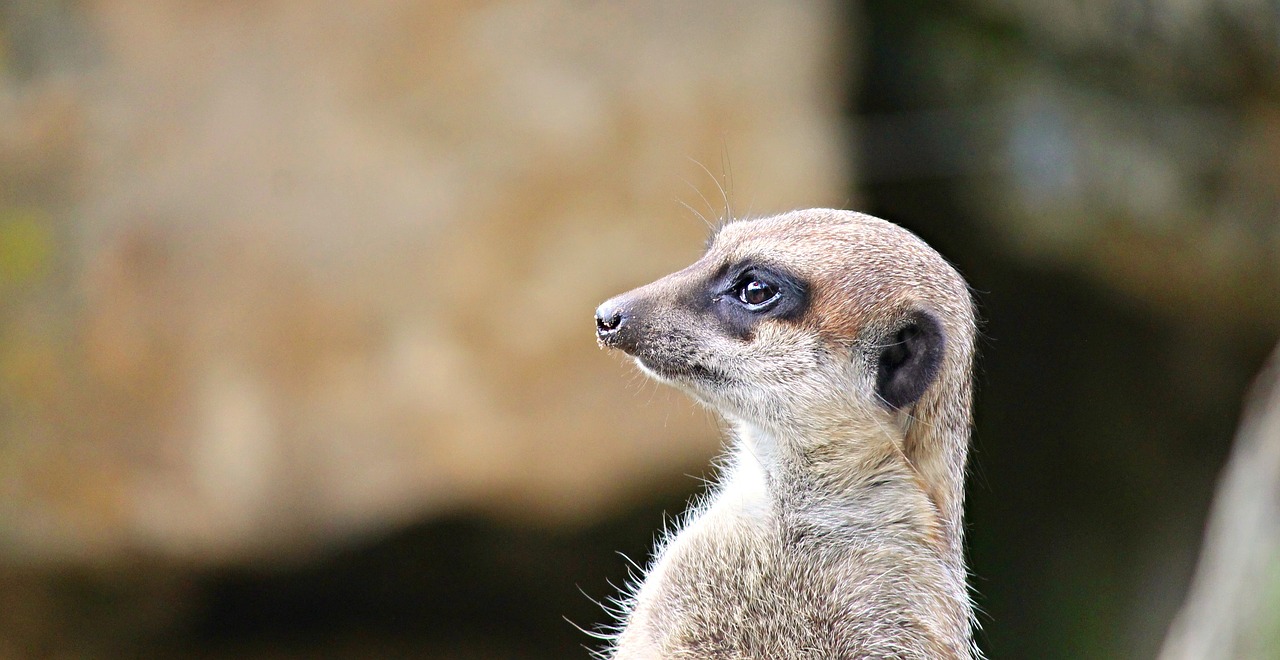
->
634, 354, 724, 384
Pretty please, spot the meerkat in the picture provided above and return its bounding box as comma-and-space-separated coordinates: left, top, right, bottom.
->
593, 209, 978, 659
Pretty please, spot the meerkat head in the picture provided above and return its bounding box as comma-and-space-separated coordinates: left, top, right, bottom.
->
595, 209, 975, 445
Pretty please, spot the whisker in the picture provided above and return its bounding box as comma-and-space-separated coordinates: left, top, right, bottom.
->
688, 156, 732, 225
720, 137, 735, 223
677, 198, 714, 235
683, 175, 721, 227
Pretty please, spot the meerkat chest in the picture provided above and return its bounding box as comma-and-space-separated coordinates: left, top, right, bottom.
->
616, 473, 853, 658
613, 465, 961, 659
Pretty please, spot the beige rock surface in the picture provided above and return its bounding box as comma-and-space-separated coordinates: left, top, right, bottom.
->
0, 0, 849, 561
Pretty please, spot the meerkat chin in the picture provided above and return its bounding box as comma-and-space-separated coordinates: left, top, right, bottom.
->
593, 208, 979, 659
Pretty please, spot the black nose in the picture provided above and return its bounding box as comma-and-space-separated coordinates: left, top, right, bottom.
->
595, 301, 627, 342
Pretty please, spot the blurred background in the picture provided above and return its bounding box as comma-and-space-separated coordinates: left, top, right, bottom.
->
0, 0, 1277, 658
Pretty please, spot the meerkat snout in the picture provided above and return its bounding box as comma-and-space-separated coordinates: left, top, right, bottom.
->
592, 209, 979, 659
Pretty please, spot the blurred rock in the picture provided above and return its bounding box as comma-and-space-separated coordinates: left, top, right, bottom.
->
0, 0, 850, 561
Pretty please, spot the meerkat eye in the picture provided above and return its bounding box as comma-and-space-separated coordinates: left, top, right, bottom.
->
737, 278, 780, 309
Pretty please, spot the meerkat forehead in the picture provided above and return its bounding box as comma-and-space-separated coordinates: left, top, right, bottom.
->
713, 209, 938, 278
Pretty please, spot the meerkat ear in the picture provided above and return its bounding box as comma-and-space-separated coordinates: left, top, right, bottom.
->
875, 310, 945, 410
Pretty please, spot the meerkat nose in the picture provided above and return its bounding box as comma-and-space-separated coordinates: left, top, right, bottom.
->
595, 300, 628, 344
593, 304, 624, 335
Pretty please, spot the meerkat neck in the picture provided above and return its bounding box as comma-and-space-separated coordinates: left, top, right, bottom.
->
735, 406, 970, 563
902, 381, 974, 571
735, 416, 893, 470
733, 416, 931, 508
732, 414, 974, 650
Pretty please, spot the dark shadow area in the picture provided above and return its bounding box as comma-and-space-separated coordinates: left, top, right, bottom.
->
164, 486, 699, 658
854, 1, 1279, 656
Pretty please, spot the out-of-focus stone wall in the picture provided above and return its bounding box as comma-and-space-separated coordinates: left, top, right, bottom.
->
0, 0, 849, 561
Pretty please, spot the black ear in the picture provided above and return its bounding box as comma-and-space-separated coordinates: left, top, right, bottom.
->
875, 311, 945, 410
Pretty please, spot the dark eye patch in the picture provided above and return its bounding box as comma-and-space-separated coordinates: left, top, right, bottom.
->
701, 261, 809, 340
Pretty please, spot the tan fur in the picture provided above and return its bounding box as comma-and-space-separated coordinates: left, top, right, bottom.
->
595, 209, 978, 659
